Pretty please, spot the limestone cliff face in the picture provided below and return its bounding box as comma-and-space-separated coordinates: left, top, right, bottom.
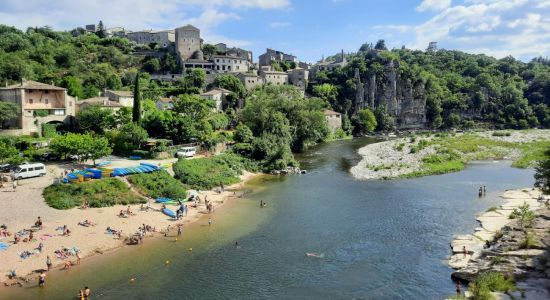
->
355, 61, 426, 129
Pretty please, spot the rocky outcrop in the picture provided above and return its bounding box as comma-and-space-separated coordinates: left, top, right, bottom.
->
448, 189, 550, 298
354, 59, 426, 129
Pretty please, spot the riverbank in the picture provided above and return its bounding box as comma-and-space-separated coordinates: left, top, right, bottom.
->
448, 188, 550, 299
0, 162, 260, 287
351, 129, 550, 180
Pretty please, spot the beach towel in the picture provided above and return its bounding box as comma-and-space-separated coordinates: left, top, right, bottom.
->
40, 234, 53, 241
0, 242, 9, 251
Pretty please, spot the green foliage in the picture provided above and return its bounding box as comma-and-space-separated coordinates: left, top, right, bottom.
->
469, 272, 516, 300
535, 147, 550, 194
41, 123, 59, 138
132, 72, 141, 124
238, 85, 328, 169
49, 132, 112, 162
33, 110, 49, 117
128, 171, 186, 199
0, 139, 19, 164
43, 178, 144, 209
0, 101, 19, 128
518, 231, 538, 249
353, 108, 377, 134
106, 123, 148, 154
77, 104, 113, 134
213, 74, 246, 98
509, 202, 536, 228
173, 153, 257, 190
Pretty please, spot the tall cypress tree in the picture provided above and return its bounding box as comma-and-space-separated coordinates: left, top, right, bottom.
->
132, 72, 141, 124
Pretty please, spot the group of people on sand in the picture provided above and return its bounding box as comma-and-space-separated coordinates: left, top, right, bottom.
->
118, 206, 136, 218
478, 185, 487, 197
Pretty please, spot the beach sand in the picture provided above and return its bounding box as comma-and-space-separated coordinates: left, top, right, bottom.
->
0, 160, 258, 285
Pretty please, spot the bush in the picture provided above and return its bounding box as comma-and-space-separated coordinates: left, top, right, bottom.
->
43, 178, 144, 209
173, 153, 257, 190
128, 171, 186, 199
469, 272, 516, 300
492, 131, 512, 137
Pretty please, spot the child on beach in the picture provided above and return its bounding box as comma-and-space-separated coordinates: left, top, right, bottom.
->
38, 271, 46, 287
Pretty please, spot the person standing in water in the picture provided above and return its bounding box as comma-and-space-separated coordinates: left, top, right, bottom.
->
46, 255, 52, 270
38, 271, 46, 287
208, 217, 212, 226
84, 286, 91, 299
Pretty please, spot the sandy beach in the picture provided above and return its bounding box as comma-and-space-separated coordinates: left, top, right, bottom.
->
0, 159, 259, 286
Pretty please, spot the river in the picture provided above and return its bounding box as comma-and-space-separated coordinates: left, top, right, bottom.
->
4, 138, 535, 299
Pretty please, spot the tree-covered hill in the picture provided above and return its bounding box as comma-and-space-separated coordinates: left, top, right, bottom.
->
310, 41, 550, 130
0, 25, 141, 99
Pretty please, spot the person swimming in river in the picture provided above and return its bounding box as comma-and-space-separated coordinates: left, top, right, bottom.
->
306, 252, 324, 258
260, 200, 267, 208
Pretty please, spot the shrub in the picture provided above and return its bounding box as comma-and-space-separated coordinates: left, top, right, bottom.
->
394, 142, 405, 151
518, 231, 538, 249
469, 272, 516, 300
43, 178, 144, 209
492, 131, 512, 137
173, 153, 257, 190
128, 171, 186, 199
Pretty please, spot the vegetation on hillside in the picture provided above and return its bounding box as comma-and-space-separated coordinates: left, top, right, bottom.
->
312, 40, 550, 130
43, 178, 144, 209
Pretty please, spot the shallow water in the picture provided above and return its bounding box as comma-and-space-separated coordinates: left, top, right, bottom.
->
3, 138, 535, 299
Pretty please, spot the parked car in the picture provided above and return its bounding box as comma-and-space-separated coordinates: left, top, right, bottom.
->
0, 164, 13, 173
12, 163, 47, 180
176, 147, 196, 158
40, 152, 61, 161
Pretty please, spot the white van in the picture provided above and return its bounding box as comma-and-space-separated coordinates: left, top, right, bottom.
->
12, 163, 47, 180
176, 147, 196, 158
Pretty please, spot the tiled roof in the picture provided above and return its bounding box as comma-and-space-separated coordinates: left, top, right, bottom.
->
78, 97, 123, 107
201, 88, 232, 96
1, 80, 65, 91
107, 90, 133, 97
324, 109, 341, 116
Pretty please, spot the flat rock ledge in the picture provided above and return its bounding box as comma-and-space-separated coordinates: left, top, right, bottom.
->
447, 188, 550, 299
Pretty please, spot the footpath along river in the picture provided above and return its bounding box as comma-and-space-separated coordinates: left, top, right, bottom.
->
3, 137, 535, 299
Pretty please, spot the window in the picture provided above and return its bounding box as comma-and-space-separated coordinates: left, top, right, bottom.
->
28, 90, 32, 93
28, 167, 34, 171
20, 169, 27, 172
45, 99, 49, 104
54, 109, 65, 116
234, 60, 237, 63
35, 166, 44, 170
44, 90, 49, 94
29, 99, 33, 104
236, 66, 239, 70
216, 59, 219, 63
222, 66, 226, 71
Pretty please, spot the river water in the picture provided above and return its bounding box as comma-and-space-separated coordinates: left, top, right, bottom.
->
4, 138, 535, 299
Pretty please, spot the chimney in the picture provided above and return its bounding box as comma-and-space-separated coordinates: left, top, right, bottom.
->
20, 77, 25, 86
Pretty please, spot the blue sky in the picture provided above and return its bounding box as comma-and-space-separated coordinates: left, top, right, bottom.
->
1, 0, 550, 62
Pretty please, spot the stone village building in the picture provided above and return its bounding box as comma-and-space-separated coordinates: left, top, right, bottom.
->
0, 80, 76, 136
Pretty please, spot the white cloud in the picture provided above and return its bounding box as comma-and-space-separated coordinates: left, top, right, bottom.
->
269, 21, 291, 28
416, 0, 452, 12
378, 0, 550, 60
0, 0, 292, 48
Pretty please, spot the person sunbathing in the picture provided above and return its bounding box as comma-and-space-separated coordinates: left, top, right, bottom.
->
118, 210, 127, 218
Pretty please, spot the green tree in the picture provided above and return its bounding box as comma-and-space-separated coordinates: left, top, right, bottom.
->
132, 72, 141, 124
213, 74, 246, 98
142, 58, 161, 73
535, 147, 550, 195
374, 39, 387, 51
60, 76, 84, 99
107, 123, 149, 154
84, 134, 112, 166
202, 44, 218, 58
96, 20, 106, 38
0, 140, 19, 163
0, 101, 19, 129
354, 108, 377, 134
77, 104, 113, 134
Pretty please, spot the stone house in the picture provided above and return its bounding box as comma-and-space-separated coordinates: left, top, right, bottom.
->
0, 80, 76, 136
156, 97, 174, 110
259, 48, 297, 67
200, 88, 232, 112
104, 90, 134, 107
236, 72, 263, 89
260, 66, 288, 85
127, 30, 175, 48
212, 55, 251, 73
76, 97, 123, 113
287, 68, 309, 94
311, 50, 347, 79
324, 109, 342, 132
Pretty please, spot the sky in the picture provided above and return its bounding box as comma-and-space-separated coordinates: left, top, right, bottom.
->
1, 0, 550, 62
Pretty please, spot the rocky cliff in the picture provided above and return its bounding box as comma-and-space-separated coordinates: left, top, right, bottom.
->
352, 60, 426, 129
